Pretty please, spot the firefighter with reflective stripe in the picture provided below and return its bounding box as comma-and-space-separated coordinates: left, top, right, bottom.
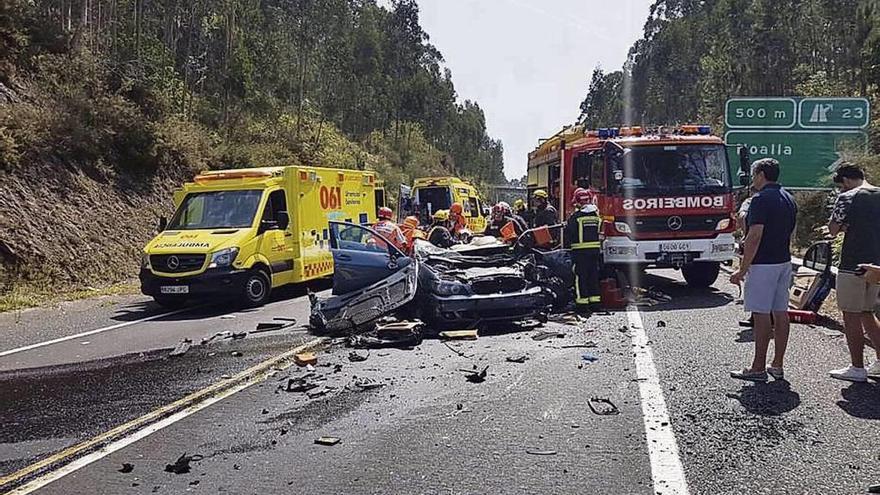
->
374, 206, 406, 252
427, 209, 454, 248
564, 188, 602, 313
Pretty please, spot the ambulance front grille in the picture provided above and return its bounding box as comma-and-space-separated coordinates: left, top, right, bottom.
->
150, 254, 207, 273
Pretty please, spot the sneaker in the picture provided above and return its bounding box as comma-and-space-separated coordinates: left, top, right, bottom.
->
867, 361, 880, 380
829, 365, 868, 383
730, 368, 768, 382
767, 367, 784, 380
738, 319, 754, 328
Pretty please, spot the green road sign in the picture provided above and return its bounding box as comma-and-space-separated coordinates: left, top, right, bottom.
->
725, 130, 868, 188
799, 97, 870, 129
725, 98, 797, 128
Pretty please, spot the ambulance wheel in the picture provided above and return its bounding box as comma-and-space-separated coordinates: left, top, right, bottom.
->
682, 262, 720, 288
241, 269, 272, 307
153, 296, 188, 309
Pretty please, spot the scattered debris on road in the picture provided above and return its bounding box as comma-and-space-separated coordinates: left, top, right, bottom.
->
118, 463, 134, 473
532, 330, 565, 341
443, 341, 472, 358
868, 483, 880, 493
506, 355, 529, 363
439, 329, 478, 340
348, 351, 369, 362
465, 366, 489, 383
581, 352, 599, 363
164, 453, 203, 474
559, 342, 598, 349
169, 338, 192, 357
285, 375, 318, 393
588, 397, 620, 416
315, 437, 341, 446
657, 320, 667, 328
230, 351, 243, 357
354, 377, 385, 390
294, 352, 318, 366
526, 449, 558, 456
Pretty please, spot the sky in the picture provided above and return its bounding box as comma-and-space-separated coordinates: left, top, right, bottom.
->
413, 0, 654, 181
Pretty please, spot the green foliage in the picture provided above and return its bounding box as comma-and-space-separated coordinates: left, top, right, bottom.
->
0, 0, 505, 185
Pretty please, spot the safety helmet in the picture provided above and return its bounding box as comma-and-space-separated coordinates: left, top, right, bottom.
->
498, 201, 511, 216
533, 189, 548, 199
433, 209, 449, 221
513, 198, 525, 210
450, 202, 463, 215
403, 216, 419, 229
491, 203, 504, 217
378, 206, 393, 220
572, 188, 592, 206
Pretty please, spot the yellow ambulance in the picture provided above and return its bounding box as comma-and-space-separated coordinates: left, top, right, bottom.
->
140, 166, 381, 308
400, 177, 488, 233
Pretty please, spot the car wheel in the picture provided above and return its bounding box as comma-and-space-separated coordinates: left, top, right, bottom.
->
242, 269, 272, 307
153, 296, 188, 309
682, 262, 720, 288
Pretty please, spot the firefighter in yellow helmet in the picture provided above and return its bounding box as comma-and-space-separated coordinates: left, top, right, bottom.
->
427, 209, 454, 248
564, 188, 602, 314
532, 189, 558, 227
514, 198, 533, 228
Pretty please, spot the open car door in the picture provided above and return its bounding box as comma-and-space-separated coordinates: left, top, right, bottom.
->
310, 221, 419, 333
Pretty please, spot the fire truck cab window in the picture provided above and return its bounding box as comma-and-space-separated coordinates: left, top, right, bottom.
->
612, 144, 730, 194
590, 152, 605, 190
573, 152, 591, 187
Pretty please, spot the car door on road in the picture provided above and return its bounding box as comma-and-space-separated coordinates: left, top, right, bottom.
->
329, 221, 411, 294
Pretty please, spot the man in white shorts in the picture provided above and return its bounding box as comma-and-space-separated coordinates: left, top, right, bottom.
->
827, 164, 880, 382
730, 158, 797, 382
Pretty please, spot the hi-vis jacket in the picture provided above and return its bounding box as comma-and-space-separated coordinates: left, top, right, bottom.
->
564, 205, 601, 250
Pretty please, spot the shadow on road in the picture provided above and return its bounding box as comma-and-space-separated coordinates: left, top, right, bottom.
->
110, 279, 333, 323
836, 382, 880, 420
727, 380, 801, 416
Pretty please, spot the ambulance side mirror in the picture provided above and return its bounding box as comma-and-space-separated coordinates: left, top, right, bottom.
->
277, 211, 290, 231
158, 216, 167, 232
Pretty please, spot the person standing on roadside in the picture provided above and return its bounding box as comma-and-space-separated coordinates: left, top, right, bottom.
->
826, 164, 880, 382
729, 158, 797, 382
565, 188, 602, 314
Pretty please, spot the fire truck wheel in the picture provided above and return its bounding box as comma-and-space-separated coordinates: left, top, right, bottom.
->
241, 268, 272, 307
682, 262, 720, 288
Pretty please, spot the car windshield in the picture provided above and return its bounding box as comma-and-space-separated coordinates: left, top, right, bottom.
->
168, 190, 263, 230
611, 144, 731, 195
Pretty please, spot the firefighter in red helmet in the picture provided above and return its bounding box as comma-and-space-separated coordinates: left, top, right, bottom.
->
564, 188, 602, 314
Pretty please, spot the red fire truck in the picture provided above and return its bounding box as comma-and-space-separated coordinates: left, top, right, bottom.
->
527, 124, 742, 288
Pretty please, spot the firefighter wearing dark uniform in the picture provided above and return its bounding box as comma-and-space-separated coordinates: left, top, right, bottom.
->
565, 188, 602, 313
532, 189, 558, 227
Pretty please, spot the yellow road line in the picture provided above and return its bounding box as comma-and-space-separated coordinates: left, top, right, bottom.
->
0, 336, 329, 493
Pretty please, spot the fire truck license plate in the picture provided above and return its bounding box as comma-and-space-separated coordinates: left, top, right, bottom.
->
659, 242, 690, 252
160, 286, 189, 294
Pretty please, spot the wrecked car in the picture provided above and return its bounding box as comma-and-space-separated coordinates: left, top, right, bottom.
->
310, 222, 557, 333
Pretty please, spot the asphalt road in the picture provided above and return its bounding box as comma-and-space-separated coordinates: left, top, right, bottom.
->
1, 270, 879, 495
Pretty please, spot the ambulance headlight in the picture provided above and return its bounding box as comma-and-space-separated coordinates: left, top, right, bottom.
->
209, 247, 239, 268
614, 222, 632, 234
715, 218, 731, 230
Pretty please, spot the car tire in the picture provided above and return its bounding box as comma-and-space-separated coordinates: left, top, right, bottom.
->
241, 269, 272, 307
153, 296, 188, 309
682, 262, 720, 288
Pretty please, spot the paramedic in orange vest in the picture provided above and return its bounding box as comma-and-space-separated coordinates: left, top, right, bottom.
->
564, 188, 602, 314
449, 202, 468, 238
400, 215, 424, 254
374, 207, 406, 252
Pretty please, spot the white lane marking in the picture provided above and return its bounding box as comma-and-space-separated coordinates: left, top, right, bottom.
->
628, 307, 690, 495
0, 307, 192, 358
6, 378, 254, 495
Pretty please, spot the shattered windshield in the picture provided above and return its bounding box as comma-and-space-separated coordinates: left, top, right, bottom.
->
168, 190, 263, 230
612, 144, 731, 195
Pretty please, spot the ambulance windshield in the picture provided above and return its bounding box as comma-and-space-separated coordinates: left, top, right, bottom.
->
169, 190, 263, 230
612, 144, 731, 195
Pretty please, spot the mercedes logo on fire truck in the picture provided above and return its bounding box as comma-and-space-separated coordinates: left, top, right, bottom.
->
667, 216, 683, 231
166, 256, 180, 270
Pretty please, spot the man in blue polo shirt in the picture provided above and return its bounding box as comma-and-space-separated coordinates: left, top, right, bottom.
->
730, 158, 797, 382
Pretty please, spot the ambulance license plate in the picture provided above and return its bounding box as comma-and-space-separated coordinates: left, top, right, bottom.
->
659, 242, 690, 252
160, 286, 189, 294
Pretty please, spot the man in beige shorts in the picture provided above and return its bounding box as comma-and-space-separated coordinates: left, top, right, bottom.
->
827, 164, 880, 382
